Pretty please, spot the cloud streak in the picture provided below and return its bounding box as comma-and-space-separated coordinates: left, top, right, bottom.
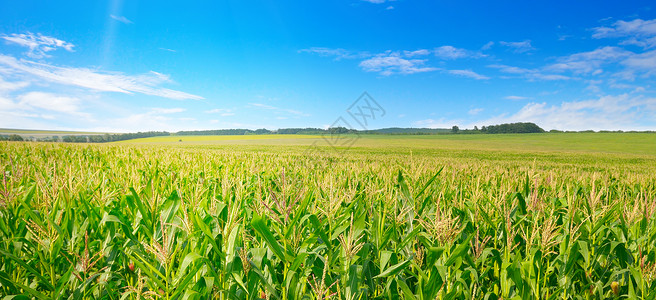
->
110, 14, 133, 24
478, 94, 656, 131
499, 40, 535, 53
1, 32, 74, 58
298, 47, 369, 60
447, 69, 489, 80
489, 64, 570, 81
593, 18, 656, 48
359, 52, 438, 75
0, 54, 203, 100
434, 46, 485, 59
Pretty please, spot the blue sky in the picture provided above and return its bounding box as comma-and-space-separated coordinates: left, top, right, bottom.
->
1, 0, 655, 132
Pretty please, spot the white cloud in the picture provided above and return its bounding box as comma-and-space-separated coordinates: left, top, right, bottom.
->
468, 108, 483, 115
150, 107, 185, 114
592, 18, 656, 48
0, 96, 54, 129
504, 95, 530, 100
545, 46, 632, 74
499, 40, 535, 53
403, 49, 431, 57
0, 91, 91, 122
489, 64, 570, 81
205, 108, 235, 116
1, 32, 74, 58
359, 52, 438, 75
447, 69, 490, 80
434, 46, 484, 59
89, 107, 192, 132
481, 41, 494, 50
621, 49, 656, 77
18, 92, 82, 115
0, 77, 29, 92
386, 6, 394, 10
0, 54, 203, 100
478, 94, 656, 131
110, 14, 133, 24
362, 0, 387, 3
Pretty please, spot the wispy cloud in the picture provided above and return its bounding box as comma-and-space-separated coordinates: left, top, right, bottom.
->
545, 46, 632, 75
621, 49, 656, 78
1, 32, 74, 58
362, 0, 388, 3
505, 95, 531, 100
100, 108, 190, 132
0, 91, 91, 121
403, 49, 431, 57
499, 40, 535, 53
478, 94, 656, 131
0, 54, 203, 100
298, 47, 369, 60
205, 108, 235, 116
447, 69, 489, 80
359, 52, 438, 75
489, 64, 570, 81
468, 108, 483, 115
18, 92, 83, 115
110, 14, 133, 24
159, 48, 177, 53
592, 18, 656, 48
434, 46, 485, 59
249, 103, 310, 117
150, 107, 185, 114
0, 77, 29, 92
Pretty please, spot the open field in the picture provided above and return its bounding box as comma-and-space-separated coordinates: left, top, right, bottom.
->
113, 134, 321, 145
1, 133, 656, 299
121, 132, 656, 156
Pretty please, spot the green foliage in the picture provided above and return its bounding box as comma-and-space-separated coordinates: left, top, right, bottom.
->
482, 122, 545, 134
0, 141, 655, 299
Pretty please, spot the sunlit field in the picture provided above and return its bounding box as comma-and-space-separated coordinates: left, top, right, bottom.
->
2, 133, 656, 299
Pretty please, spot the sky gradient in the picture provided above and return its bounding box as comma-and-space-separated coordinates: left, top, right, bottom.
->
1, 0, 655, 132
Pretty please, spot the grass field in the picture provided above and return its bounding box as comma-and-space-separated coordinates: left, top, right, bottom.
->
113, 134, 321, 145
122, 132, 656, 156
1, 133, 656, 299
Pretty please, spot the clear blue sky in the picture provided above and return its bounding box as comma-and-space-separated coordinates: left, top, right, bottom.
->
1, 0, 655, 132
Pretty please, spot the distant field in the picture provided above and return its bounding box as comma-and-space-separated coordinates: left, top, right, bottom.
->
113, 134, 321, 144
118, 132, 656, 156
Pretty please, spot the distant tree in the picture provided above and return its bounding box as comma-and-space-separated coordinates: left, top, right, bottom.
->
474, 126, 479, 131
484, 122, 544, 134
8, 134, 23, 141
254, 128, 272, 135
451, 126, 460, 134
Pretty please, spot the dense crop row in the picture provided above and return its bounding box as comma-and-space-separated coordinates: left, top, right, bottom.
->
1, 142, 655, 299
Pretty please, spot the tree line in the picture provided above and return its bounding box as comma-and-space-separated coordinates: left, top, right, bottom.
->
450, 122, 545, 134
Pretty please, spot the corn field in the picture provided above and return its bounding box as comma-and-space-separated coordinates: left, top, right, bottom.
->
1, 141, 656, 299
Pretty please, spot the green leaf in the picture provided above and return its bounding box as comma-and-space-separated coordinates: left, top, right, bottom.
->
375, 258, 412, 279
251, 216, 287, 261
